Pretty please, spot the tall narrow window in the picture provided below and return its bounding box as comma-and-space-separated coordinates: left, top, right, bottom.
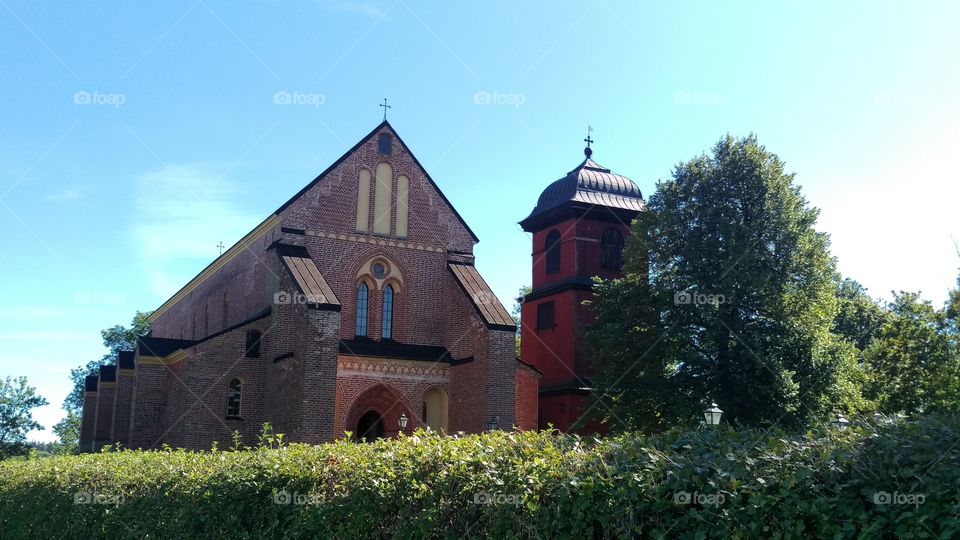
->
378, 133, 392, 155
356, 282, 369, 337
356, 168, 371, 232
373, 163, 392, 235
396, 175, 409, 237
545, 230, 562, 274
226, 379, 242, 418
382, 285, 394, 339
601, 228, 625, 270
245, 330, 261, 358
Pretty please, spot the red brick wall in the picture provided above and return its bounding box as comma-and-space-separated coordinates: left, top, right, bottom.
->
523, 214, 634, 433
92, 382, 116, 449
515, 364, 539, 430
111, 371, 135, 446
79, 391, 97, 452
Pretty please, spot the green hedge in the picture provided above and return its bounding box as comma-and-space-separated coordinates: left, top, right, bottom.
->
1, 416, 958, 539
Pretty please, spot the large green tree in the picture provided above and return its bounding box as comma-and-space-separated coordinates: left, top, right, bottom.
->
864, 292, 960, 414
587, 134, 864, 432
0, 376, 49, 459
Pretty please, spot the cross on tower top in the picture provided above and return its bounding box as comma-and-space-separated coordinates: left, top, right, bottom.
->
380, 98, 391, 121
584, 125, 594, 157
217, 241, 225, 256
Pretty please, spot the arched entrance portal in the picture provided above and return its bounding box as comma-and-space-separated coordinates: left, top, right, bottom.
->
344, 384, 414, 440
356, 410, 384, 442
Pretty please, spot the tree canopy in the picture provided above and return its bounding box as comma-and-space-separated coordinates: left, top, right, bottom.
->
587, 134, 865, 432
0, 376, 48, 459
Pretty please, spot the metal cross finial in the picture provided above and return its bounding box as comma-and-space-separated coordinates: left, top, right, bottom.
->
380, 98, 391, 120
217, 241, 225, 256
584, 125, 594, 148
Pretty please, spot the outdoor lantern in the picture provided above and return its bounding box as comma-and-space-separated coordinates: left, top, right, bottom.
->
833, 414, 850, 430
487, 415, 500, 431
703, 402, 723, 426
398, 413, 408, 431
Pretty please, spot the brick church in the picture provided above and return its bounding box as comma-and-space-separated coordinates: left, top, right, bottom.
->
79, 120, 643, 451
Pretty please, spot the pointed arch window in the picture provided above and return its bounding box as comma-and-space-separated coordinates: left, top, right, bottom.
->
226, 379, 242, 418
545, 230, 562, 274
382, 285, 394, 339
356, 282, 369, 337
601, 228, 625, 270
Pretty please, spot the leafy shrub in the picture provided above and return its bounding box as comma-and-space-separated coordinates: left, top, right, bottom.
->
0, 416, 957, 539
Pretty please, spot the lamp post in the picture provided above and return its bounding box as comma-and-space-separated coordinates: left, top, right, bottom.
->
833, 414, 850, 430
398, 413, 408, 433
703, 403, 723, 426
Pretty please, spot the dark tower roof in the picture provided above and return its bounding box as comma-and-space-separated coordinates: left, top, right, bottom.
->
519, 148, 644, 231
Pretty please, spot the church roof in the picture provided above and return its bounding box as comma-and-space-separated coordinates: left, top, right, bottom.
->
520, 149, 644, 231
137, 336, 197, 358
339, 338, 458, 363
275, 244, 340, 309
448, 263, 515, 330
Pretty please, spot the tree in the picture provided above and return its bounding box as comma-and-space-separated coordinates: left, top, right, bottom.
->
864, 292, 960, 414
833, 278, 889, 352
0, 376, 49, 459
62, 311, 151, 416
51, 411, 81, 455
587, 134, 864, 432
512, 285, 531, 359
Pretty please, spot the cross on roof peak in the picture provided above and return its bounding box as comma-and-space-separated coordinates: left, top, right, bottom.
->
584, 125, 594, 157
380, 98, 391, 121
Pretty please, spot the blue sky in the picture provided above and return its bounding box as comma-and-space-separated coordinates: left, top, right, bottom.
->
2, 1, 958, 441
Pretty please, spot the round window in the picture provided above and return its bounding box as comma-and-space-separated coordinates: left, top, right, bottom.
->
371, 262, 387, 279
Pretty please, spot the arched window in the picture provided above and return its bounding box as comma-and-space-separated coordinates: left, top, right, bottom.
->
382, 285, 394, 339
601, 228, 625, 270
356, 282, 369, 337
226, 379, 242, 418
545, 230, 561, 274
373, 163, 393, 235
355, 168, 371, 232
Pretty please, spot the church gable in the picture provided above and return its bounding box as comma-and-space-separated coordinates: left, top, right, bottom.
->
276, 121, 478, 253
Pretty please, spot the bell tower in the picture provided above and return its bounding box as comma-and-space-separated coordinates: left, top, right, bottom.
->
518, 136, 644, 432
